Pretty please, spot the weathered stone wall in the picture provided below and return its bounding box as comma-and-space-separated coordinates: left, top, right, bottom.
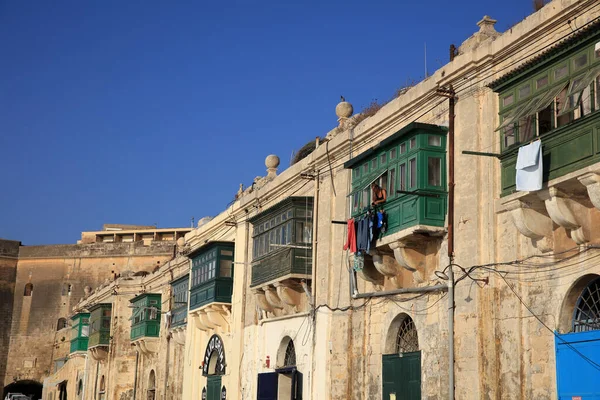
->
0, 239, 19, 391
3, 240, 177, 391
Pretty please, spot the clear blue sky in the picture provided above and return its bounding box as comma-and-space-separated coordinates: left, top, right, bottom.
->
0, 0, 536, 245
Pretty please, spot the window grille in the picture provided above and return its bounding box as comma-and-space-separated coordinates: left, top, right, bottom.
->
573, 277, 600, 332
396, 317, 419, 354
283, 340, 296, 367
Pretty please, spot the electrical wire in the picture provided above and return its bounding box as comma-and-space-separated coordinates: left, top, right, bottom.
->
492, 269, 600, 372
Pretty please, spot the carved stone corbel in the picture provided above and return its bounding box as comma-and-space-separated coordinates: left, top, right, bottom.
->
263, 285, 284, 311
206, 305, 231, 333
192, 313, 208, 331
370, 249, 403, 288
89, 347, 108, 362
349, 253, 384, 286
134, 339, 159, 355
388, 242, 425, 283
504, 198, 553, 252
171, 327, 186, 345
275, 282, 302, 312
538, 187, 588, 245
578, 172, 600, 211
253, 288, 274, 314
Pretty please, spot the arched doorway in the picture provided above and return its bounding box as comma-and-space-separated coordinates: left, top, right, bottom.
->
382, 314, 421, 400
202, 335, 225, 400
556, 275, 600, 398
257, 336, 302, 400
58, 381, 68, 400
2, 380, 43, 399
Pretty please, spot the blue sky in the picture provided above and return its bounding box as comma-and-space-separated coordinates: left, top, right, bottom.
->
0, 0, 536, 245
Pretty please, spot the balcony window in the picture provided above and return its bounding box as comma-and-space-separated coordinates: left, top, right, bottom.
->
70, 313, 90, 353
495, 39, 600, 152
249, 197, 314, 287
130, 293, 161, 341
345, 122, 448, 236
170, 275, 188, 328
88, 304, 111, 348
188, 242, 234, 311
491, 28, 600, 196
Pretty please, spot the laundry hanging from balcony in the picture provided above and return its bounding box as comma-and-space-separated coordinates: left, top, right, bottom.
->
515, 140, 543, 191
342, 209, 388, 254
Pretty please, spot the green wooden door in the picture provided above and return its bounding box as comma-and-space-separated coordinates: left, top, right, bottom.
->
207, 376, 221, 400
382, 352, 421, 400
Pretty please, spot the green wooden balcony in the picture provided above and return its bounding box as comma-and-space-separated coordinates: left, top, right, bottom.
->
249, 197, 314, 288
188, 242, 234, 311
130, 293, 161, 341
88, 304, 111, 348
250, 247, 312, 287
500, 109, 600, 196
170, 274, 189, 328
345, 123, 448, 237
490, 28, 600, 196
69, 313, 89, 353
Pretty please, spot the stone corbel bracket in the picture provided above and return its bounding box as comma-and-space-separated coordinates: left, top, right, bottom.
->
191, 304, 231, 333
538, 187, 589, 245
349, 253, 384, 286
504, 198, 553, 252
253, 288, 274, 316
263, 285, 285, 314
133, 338, 159, 356
275, 282, 302, 313
388, 241, 426, 283
89, 346, 108, 362
171, 327, 186, 346
578, 172, 600, 210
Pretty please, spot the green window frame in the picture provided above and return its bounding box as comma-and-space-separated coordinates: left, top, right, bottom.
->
497, 40, 600, 152
251, 199, 313, 262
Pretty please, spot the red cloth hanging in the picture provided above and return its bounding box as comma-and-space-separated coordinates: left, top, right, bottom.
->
343, 219, 357, 253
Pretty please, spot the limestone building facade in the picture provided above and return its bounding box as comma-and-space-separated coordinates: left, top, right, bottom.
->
1, 226, 191, 399
28, 0, 600, 398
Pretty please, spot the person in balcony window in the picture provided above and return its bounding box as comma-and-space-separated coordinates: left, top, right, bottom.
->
371, 183, 387, 206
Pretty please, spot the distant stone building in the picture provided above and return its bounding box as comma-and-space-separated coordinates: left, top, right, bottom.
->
0, 225, 190, 399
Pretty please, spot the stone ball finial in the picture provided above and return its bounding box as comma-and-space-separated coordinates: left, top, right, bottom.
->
265, 155, 280, 170
336, 96, 354, 119
84, 286, 92, 296
176, 237, 185, 247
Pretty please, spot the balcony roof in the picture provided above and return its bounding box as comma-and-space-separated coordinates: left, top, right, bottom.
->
488, 18, 600, 91
187, 240, 234, 259
248, 196, 314, 224
343, 122, 447, 169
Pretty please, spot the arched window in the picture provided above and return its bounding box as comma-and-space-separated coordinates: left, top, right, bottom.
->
283, 339, 296, 367
77, 380, 83, 399
396, 316, 419, 354
573, 276, 600, 332
57, 318, 67, 331
147, 370, 156, 400
24, 283, 33, 296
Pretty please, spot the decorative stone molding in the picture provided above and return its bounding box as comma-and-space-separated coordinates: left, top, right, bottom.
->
89, 346, 108, 362
253, 288, 274, 315
538, 187, 588, 245
171, 327, 186, 346
578, 172, 600, 211
263, 285, 284, 311
504, 198, 553, 252
275, 282, 303, 313
191, 304, 231, 333
349, 253, 384, 286
388, 242, 426, 283
132, 338, 159, 356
